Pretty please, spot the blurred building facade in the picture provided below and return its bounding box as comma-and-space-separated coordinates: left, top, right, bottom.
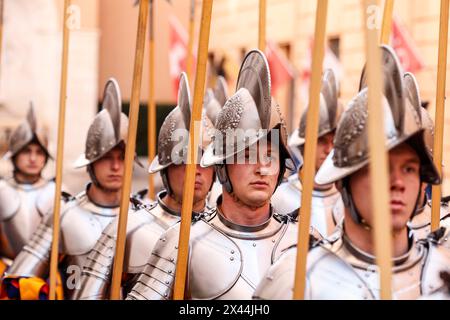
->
1, 0, 449, 195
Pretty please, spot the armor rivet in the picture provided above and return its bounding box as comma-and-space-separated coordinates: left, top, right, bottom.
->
231, 250, 235, 254
164, 293, 168, 298
165, 281, 169, 285
175, 246, 178, 249
445, 238, 448, 242
253, 243, 256, 247
230, 257, 234, 261
272, 239, 276, 243
168, 270, 172, 274
170, 258, 174, 262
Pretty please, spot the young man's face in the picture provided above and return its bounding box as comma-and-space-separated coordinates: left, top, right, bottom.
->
226, 142, 280, 208
348, 143, 421, 232
91, 146, 125, 192
14, 142, 47, 177
315, 132, 334, 173
167, 164, 215, 205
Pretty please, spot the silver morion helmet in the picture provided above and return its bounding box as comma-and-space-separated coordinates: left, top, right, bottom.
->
315, 45, 440, 187
73, 78, 132, 168
3, 103, 52, 160
289, 69, 339, 148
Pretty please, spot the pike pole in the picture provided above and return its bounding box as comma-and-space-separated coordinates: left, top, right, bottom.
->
173, 0, 213, 300
293, 0, 329, 300
110, 0, 149, 300
49, 0, 72, 300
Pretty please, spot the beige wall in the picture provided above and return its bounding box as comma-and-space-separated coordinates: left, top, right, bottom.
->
98, 0, 193, 104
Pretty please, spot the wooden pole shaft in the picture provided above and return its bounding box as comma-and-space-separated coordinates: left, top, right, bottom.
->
49, 0, 71, 300
110, 0, 149, 300
258, 0, 266, 51
292, 0, 328, 300
148, 0, 156, 200
173, 0, 213, 300
431, 0, 450, 231
365, 0, 393, 301
380, 0, 394, 45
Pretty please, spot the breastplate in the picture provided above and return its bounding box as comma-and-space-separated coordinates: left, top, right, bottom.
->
0, 178, 55, 259
307, 233, 432, 300
187, 209, 298, 299
60, 191, 119, 268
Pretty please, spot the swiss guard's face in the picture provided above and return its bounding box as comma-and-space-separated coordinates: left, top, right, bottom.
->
348, 143, 421, 232
226, 142, 280, 207
92, 145, 125, 192
316, 131, 335, 173
14, 142, 47, 176
167, 164, 215, 203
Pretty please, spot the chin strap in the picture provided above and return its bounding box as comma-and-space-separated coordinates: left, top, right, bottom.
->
161, 165, 216, 202
341, 177, 423, 231
86, 164, 117, 193
11, 156, 47, 185
341, 179, 372, 230
160, 168, 173, 196
12, 167, 42, 185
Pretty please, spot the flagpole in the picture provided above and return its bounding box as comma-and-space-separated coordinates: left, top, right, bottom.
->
258, 0, 266, 51
49, 0, 72, 300
365, 0, 393, 300
186, 0, 196, 84
148, 0, 156, 200
380, 0, 394, 44
431, 0, 450, 231
110, 0, 149, 300
292, 0, 328, 300
173, 0, 213, 300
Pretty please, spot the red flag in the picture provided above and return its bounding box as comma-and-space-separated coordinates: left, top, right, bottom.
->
266, 41, 295, 94
168, 15, 196, 99
391, 19, 424, 73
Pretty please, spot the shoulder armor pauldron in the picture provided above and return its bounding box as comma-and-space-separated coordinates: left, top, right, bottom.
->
61, 191, 75, 203
0, 180, 20, 220
273, 209, 298, 224
198, 206, 217, 222
425, 226, 448, 245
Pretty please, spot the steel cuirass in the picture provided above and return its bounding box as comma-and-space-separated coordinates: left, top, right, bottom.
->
0, 177, 55, 261
126, 201, 303, 300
